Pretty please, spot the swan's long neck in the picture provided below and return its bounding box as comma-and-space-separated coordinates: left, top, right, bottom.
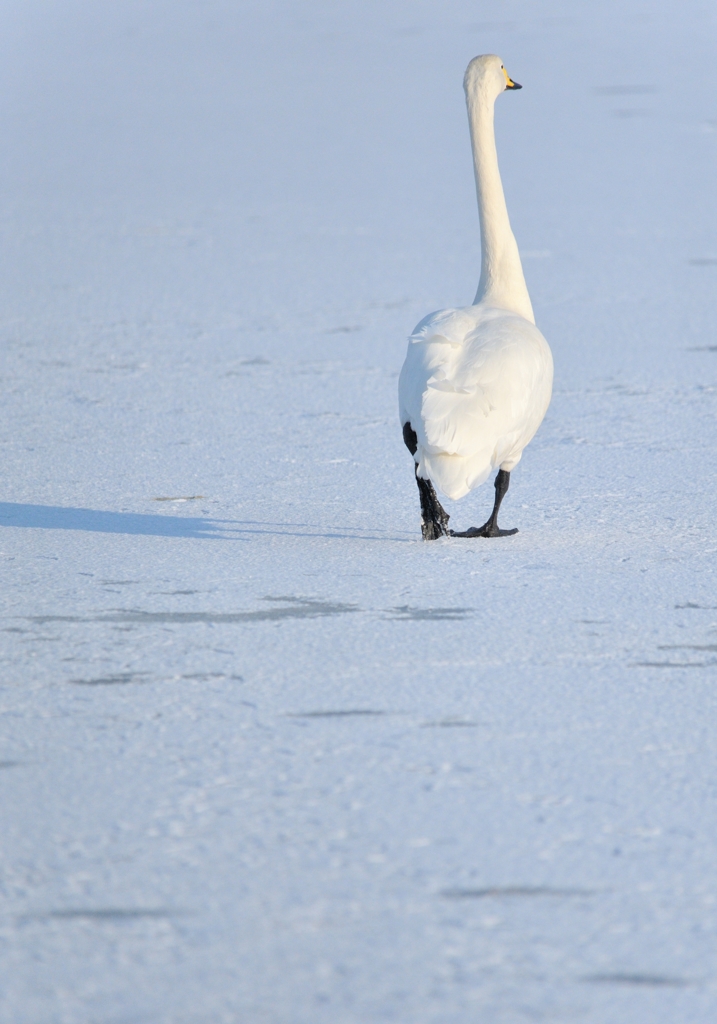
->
467, 91, 534, 323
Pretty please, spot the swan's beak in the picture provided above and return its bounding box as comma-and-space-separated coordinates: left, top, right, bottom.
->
503, 66, 522, 90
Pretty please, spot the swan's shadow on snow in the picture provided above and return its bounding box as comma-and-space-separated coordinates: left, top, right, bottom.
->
229, 518, 413, 542
0, 504, 411, 542
0, 502, 225, 539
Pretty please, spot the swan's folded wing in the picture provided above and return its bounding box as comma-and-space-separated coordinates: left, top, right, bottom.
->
420, 373, 494, 454
398, 308, 490, 447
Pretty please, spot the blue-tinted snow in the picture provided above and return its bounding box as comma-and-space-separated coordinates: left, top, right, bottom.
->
1, 1, 717, 1021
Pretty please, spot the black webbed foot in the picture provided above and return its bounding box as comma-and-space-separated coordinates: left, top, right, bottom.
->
449, 468, 517, 538
450, 524, 518, 538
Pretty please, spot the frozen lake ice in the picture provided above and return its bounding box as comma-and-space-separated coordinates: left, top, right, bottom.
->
1, 0, 717, 1020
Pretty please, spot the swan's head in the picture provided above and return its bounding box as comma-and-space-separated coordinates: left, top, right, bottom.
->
464, 55, 521, 103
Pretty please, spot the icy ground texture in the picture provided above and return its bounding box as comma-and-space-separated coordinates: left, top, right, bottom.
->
1, 0, 717, 1021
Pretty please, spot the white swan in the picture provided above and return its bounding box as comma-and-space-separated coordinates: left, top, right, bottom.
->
398, 55, 553, 540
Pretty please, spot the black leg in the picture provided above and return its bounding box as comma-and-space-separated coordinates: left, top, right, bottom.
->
403, 422, 450, 540
450, 469, 518, 538
415, 469, 451, 540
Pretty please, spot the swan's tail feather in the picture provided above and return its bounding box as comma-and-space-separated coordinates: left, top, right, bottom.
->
417, 448, 494, 501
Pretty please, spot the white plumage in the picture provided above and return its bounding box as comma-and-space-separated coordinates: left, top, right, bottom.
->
398, 55, 553, 536
399, 305, 552, 500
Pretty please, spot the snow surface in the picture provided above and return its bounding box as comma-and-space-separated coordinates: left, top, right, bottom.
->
1, 0, 717, 1020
